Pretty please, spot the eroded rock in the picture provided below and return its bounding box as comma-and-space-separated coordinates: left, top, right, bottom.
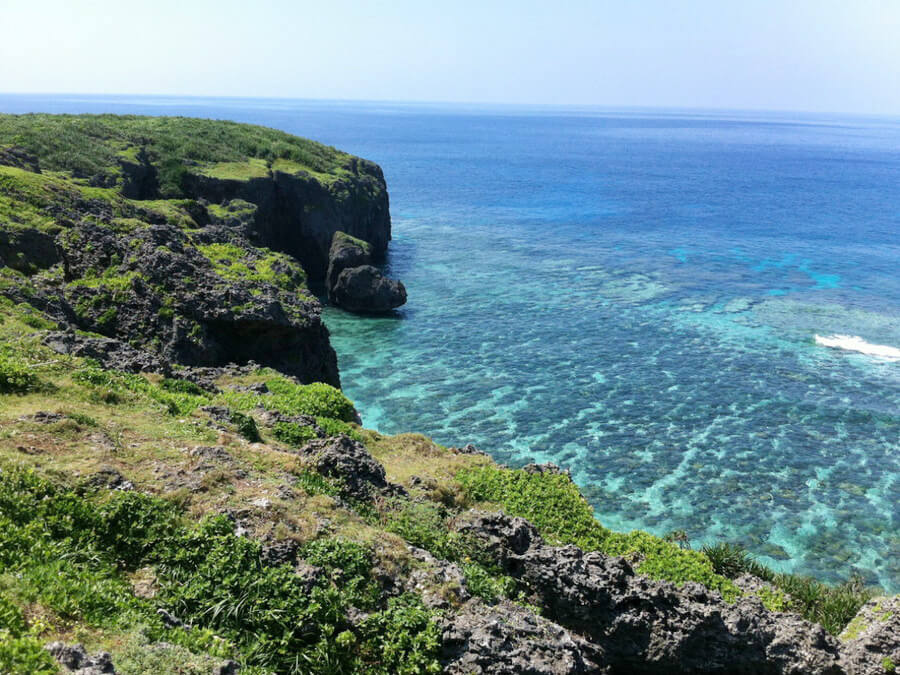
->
454, 511, 844, 675
839, 596, 900, 675
296, 435, 406, 501
440, 598, 598, 674
326, 231, 406, 313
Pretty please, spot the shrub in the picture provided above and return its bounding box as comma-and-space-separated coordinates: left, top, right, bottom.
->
701, 542, 758, 579
357, 595, 442, 674
229, 411, 261, 443
263, 376, 357, 422
0, 354, 40, 394
161, 378, 206, 396
271, 420, 317, 447
773, 572, 874, 635
0, 634, 58, 675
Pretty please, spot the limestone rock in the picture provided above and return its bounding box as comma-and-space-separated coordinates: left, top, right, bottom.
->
45, 642, 116, 674
296, 434, 407, 501
440, 599, 599, 674
326, 231, 406, 313
455, 511, 844, 674
839, 596, 900, 675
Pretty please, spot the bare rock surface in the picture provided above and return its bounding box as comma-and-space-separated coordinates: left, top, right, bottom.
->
326, 231, 406, 313
454, 511, 845, 674
441, 598, 599, 674
839, 596, 900, 675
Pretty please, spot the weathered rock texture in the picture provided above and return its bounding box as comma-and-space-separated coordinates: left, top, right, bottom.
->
326, 231, 406, 312
296, 434, 407, 501
0, 114, 399, 384
839, 596, 900, 675
454, 511, 847, 674
184, 161, 391, 281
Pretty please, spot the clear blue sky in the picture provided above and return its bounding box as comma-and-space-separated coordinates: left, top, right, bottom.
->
3, 0, 899, 114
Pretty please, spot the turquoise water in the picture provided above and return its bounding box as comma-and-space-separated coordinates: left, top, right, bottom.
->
2, 96, 898, 590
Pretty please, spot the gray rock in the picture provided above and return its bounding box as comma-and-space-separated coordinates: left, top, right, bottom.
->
326, 231, 406, 313
330, 264, 407, 313
440, 599, 599, 674
839, 596, 900, 675
45, 642, 116, 674
296, 435, 406, 501
403, 546, 471, 609
43, 330, 169, 374
455, 511, 844, 674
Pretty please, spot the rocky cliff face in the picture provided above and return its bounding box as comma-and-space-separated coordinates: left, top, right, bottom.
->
1, 115, 896, 675
182, 157, 391, 281
0, 115, 399, 385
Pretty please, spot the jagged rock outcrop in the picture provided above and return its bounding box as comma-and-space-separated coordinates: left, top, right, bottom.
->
839, 596, 899, 674
296, 434, 407, 501
33, 221, 340, 385
441, 599, 599, 675
45, 642, 116, 674
454, 511, 845, 674
326, 231, 406, 312
181, 159, 391, 280
0, 114, 399, 385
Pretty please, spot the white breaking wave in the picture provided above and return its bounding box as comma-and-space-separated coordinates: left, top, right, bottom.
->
814, 334, 900, 361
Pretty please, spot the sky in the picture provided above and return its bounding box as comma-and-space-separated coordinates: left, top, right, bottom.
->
2, 0, 900, 114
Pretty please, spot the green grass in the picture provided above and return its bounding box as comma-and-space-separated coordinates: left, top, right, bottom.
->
0, 464, 442, 674
197, 242, 307, 292
220, 371, 357, 423
0, 114, 351, 197
197, 158, 270, 181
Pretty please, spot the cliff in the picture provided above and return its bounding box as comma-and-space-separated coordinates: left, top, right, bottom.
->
0, 116, 896, 675
0, 114, 395, 385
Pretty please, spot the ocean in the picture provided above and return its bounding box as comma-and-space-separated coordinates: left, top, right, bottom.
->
2, 95, 897, 590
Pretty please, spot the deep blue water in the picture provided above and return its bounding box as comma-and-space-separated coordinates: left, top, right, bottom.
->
2, 95, 898, 590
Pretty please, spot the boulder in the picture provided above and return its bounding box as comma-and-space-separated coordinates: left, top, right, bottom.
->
296, 434, 406, 501
326, 231, 406, 313
45, 642, 116, 674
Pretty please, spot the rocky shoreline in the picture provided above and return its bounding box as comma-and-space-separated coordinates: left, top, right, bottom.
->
0, 114, 896, 674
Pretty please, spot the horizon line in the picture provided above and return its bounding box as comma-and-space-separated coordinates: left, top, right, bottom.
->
1, 91, 898, 121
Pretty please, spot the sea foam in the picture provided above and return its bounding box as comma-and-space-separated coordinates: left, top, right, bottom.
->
814, 334, 900, 361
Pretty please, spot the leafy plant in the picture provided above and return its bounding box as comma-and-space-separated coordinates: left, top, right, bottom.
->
229, 411, 261, 443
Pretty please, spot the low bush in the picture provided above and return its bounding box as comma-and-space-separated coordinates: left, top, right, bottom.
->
229, 411, 261, 443
0, 465, 444, 673
0, 353, 41, 394
272, 420, 318, 447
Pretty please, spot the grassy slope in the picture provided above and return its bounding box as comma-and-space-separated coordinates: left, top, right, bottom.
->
0, 114, 351, 196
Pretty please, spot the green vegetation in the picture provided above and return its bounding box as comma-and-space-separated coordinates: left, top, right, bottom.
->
222, 372, 358, 423
0, 465, 442, 674
198, 242, 307, 292
381, 499, 518, 605
332, 230, 373, 255
0, 352, 42, 394
457, 465, 740, 601
0, 114, 351, 196
701, 541, 876, 634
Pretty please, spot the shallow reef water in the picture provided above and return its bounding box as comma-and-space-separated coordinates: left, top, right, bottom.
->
3, 95, 898, 591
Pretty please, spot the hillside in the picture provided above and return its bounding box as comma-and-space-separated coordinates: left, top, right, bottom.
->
0, 115, 897, 675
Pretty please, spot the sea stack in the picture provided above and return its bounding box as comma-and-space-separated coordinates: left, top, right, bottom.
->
326, 230, 407, 312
